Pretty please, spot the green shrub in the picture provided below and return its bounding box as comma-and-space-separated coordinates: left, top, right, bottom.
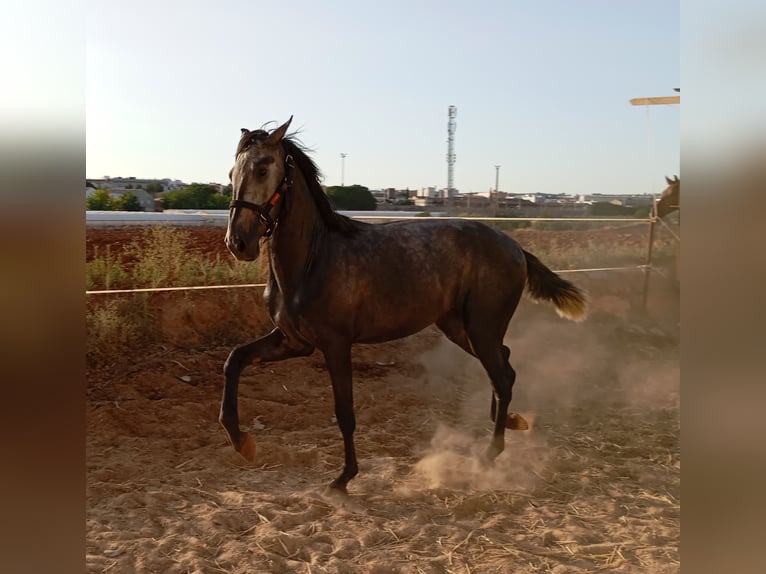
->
86, 189, 113, 210
113, 192, 144, 211
326, 185, 377, 210
160, 184, 230, 209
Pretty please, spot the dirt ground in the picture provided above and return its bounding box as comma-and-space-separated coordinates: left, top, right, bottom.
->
86, 226, 680, 573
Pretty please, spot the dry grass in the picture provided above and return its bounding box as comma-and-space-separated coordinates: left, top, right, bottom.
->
86, 226, 262, 291
85, 227, 268, 365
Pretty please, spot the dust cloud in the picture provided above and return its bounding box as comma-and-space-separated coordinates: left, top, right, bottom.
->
408, 299, 679, 496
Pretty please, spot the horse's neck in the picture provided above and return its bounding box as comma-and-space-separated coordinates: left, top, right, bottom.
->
268, 176, 324, 291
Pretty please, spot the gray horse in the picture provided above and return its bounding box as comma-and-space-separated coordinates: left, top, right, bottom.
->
220, 117, 587, 493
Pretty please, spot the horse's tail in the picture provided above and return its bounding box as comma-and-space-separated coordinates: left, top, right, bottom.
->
523, 249, 588, 321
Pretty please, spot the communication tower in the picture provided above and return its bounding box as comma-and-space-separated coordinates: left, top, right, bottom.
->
447, 105, 457, 192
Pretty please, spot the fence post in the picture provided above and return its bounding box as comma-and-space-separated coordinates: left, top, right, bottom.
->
642, 203, 657, 311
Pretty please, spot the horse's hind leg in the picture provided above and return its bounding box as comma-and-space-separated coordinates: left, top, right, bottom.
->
438, 312, 521, 440
490, 345, 512, 422
470, 338, 517, 461
221, 328, 313, 462
436, 311, 476, 356
460, 287, 523, 461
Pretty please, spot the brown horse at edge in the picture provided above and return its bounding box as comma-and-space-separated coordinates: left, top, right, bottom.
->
656, 175, 680, 220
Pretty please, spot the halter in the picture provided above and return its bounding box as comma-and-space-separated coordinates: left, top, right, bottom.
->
228, 154, 294, 238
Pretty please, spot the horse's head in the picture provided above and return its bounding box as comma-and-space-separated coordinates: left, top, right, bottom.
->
225, 116, 293, 260
656, 175, 680, 219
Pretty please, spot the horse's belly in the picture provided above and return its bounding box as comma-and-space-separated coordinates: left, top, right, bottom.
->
352, 293, 447, 344
354, 317, 436, 344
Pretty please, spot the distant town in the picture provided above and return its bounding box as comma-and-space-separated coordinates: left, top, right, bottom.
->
86, 176, 655, 218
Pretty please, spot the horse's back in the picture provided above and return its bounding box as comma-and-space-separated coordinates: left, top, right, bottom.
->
374, 218, 526, 270
330, 219, 527, 331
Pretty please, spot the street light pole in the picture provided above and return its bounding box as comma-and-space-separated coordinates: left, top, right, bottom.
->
494, 165, 501, 216
340, 153, 347, 186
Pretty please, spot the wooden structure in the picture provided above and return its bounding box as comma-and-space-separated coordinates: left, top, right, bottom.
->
630, 92, 680, 306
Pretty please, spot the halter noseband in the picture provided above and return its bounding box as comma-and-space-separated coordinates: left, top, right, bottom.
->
228, 154, 294, 238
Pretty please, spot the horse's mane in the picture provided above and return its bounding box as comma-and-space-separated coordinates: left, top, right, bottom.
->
236, 128, 363, 236
236, 129, 269, 155
281, 136, 364, 236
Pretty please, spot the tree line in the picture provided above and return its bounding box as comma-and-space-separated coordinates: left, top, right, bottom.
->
87, 182, 648, 218
86, 183, 378, 212
86, 189, 145, 211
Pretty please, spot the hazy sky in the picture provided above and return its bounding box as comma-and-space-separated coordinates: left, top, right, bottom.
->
86, 0, 679, 196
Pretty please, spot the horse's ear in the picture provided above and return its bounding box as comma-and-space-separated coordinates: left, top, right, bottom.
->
266, 116, 293, 145
241, 128, 249, 135
665, 176, 673, 185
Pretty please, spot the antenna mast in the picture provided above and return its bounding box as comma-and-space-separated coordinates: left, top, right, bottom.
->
447, 105, 457, 192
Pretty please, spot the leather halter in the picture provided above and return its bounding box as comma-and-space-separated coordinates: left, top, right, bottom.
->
228, 154, 294, 238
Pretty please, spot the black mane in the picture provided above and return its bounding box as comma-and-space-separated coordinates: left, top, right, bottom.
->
280, 136, 364, 236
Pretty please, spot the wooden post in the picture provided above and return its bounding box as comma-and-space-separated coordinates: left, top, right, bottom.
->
642, 203, 657, 311
629, 91, 680, 309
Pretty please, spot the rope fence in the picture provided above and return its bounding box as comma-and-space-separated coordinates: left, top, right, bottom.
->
85, 283, 267, 295
352, 216, 651, 222
84, 266, 648, 296
85, 214, 668, 298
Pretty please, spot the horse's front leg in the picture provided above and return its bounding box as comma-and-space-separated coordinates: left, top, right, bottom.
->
220, 328, 313, 461
323, 345, 358, 493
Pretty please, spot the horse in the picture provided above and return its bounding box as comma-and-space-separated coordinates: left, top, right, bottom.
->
656, 175, 680, 219
655, 175, 681, 283
220, 116, 588, 493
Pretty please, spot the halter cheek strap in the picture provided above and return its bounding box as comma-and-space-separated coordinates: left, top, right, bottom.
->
229, 154, 294, 238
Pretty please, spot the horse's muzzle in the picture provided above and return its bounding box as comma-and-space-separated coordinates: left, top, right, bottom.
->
225, 231, 260, 261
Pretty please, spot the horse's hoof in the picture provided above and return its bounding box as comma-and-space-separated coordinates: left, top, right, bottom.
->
237, 432, 257, 462
326, 480, 349, 496
506, 412, 530, 430
479, 452, 497, 469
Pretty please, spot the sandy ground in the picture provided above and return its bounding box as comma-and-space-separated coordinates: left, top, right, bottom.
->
86, 226, 679, 573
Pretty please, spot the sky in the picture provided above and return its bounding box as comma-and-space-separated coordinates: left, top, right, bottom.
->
86, 0, 679, 197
